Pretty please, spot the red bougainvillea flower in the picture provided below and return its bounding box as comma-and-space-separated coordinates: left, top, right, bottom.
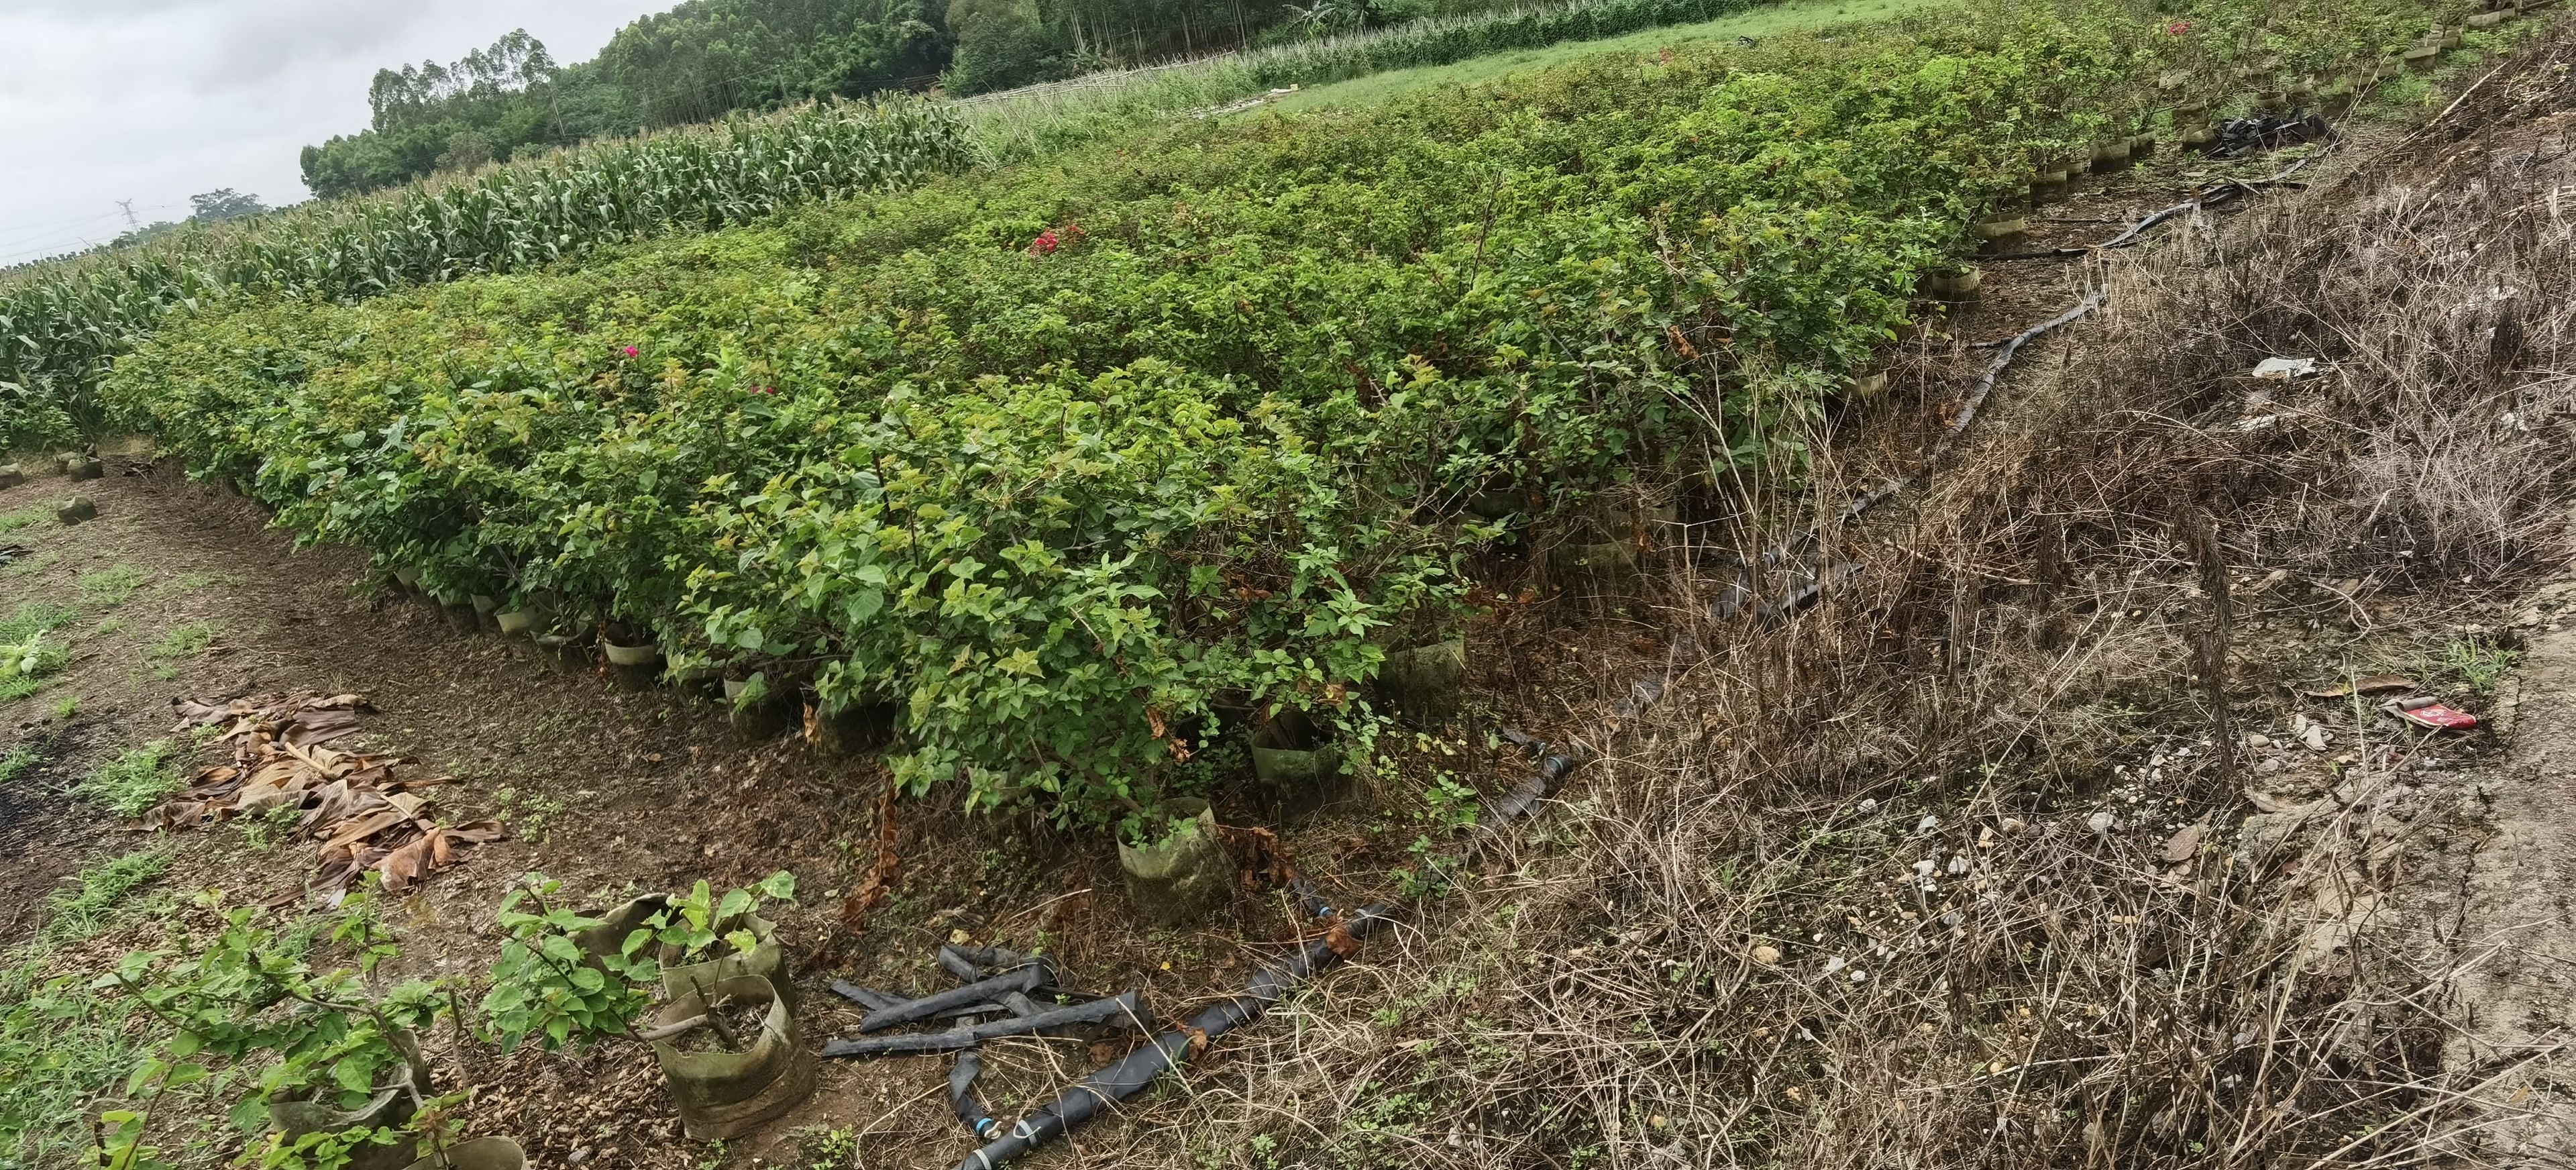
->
2167, 19, 2191, 33
621, 345, 639, 357
1030, 229, 1061, 256
755, 385, 777, 395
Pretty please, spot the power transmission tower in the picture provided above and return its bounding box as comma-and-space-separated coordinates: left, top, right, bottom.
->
115, 199, 140, 230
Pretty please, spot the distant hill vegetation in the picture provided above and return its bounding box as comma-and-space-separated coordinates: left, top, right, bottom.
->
299, 0, 1503, 199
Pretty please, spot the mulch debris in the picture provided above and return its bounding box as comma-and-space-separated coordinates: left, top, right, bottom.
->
142, 692, 504, 896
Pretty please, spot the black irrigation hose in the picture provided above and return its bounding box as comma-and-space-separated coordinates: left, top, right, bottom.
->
828, 980, 908, 1011
1733, 292, 2106, 595
950, 908, 1395, 1170
1724, 138, 2341, 613
1483, 747, 1593, 824
931, 679, 1657, 1169
823, 992, 1150, 1057
951, 1050, 1002, 1140
939, 944, 1035, 981
1983, 180, 2263, 262
857, 963, 1057, 1032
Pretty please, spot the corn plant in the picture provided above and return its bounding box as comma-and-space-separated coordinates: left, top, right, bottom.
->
0, 99, 971, 448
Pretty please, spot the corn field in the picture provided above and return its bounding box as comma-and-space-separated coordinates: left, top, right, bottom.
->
0, 99, 972, 448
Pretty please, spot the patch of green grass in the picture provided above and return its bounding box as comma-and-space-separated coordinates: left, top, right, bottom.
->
2, 549, 59, 577
239, 804, 303, 855
1267, 0, 1947, 113
0, 509, 39, 534
76, 741, 181, 818
75, 564, 146, 606
0, 747, 38, 784
491, 785, 570, 844
2443, 638, 2522, 694
0, 601, 76, 645
40, 847, 172, 945
49, 694, 77, 720
148, 621, 220, 679
0, 602, 74, 702
0, 959, 148, 1168
2375, 73, 2438, 108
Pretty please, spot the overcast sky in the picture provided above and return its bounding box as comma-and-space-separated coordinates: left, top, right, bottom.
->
0, 0, 653, 266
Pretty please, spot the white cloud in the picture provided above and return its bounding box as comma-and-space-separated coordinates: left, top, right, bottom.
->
0, 0, 649, 264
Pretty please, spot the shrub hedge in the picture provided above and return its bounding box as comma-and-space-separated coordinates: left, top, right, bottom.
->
108, 0, 2469, 828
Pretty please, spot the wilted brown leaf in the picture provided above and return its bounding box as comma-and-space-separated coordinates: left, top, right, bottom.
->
146, 692, 484, 895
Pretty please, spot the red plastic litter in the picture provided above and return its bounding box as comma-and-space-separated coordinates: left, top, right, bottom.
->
2385, 700, 2477, 731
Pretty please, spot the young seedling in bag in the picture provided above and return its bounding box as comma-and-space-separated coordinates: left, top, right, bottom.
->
480, 871, 795, 1055
91, 886, 461, 1170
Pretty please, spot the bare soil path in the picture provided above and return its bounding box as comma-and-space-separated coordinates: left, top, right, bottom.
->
2440, 568, 2576, 1161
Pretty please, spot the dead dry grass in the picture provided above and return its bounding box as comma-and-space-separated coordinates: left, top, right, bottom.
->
1083, 27, 2576, 1170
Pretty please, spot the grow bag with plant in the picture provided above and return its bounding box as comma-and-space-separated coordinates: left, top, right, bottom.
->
1115, 800, 1230, 927
649, 973, 816, 1140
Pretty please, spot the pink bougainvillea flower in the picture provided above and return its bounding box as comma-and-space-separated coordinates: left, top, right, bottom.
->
755, 385, 777, 395
621, 345, 639, 357
2167, 19, 2191, 33
1030, 229, 1060, 256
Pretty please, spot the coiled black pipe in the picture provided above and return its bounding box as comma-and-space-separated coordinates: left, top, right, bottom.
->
949, 907, 1393, 1170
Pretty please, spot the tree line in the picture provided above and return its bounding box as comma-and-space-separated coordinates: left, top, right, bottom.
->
300, 0, 1502, 199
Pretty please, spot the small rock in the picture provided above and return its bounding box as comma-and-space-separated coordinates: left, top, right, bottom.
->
56, 496, 95, 525
2244, 732, 2272, 749
1916, 814, 1941, 834
2088, 810, 2118, 835
1858, 798, 1879, 812
1999, 816, 2027, 835
2301, 723, 2330, 751
1751, 944, 1782, 965
568, 1151, 594, 1167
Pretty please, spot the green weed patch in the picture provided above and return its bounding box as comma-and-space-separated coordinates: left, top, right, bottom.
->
77, 741, 181, 818
41, 848, 172, 946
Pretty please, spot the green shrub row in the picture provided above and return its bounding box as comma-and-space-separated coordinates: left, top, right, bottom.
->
0, 100, 973, 450
109, 0, 2468, 830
